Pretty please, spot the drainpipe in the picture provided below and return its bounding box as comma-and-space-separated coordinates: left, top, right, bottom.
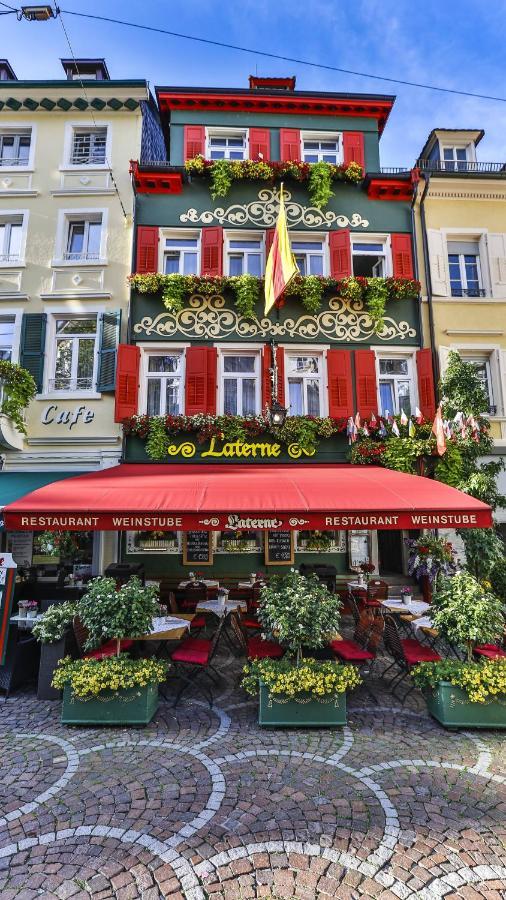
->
410, 178, 424, 345
419, 173, 440, 400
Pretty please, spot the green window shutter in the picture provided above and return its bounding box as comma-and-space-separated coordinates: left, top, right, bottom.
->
20, 313, 46, 393
97, 310, 121, 392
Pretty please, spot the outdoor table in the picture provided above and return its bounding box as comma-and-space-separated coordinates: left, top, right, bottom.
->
135, 614, 194, 642
381, 599, 430, 616
237, 581, 263, 590
178, 579, 220, 589
10, 614, 41, 631
347, 581, 367, 592
196, 598, 248, 616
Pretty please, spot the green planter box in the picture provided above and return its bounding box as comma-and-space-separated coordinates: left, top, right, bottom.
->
425, 681, 506, 729
61, 682, 159, 726
258, 681, 347, 727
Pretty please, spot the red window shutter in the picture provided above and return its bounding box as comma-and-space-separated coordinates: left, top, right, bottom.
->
354, 349, 377, 418
261, 346, 285, 410
327, 349, 353, 418
343, 132, 365, 170
114, 344, 140, 422
135, 226, 158, 274
249, 127, 270, 161
280, 128, 301, 162
416, 348, 435, 421
185, 346, 217, 415
184, 125, 205, 160
391, 233, 414, 279
200, 227, 223, 276
265, 228, 275, 263
329, 230, 352, 279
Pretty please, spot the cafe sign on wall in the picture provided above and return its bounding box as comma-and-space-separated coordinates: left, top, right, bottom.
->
167, 438, 315, 460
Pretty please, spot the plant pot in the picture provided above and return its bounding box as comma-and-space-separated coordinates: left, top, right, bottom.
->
61, 682, 159, 726
258, 681, 347, 727
424, 681, 506, 729
37, 637, 67, 701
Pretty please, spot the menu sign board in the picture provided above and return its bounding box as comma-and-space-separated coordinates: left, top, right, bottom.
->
0, 553, 17, 666
349, 530, 371, 570
265, 530, 294, 566
182, 532, 213, 566
6, 532, 33, 568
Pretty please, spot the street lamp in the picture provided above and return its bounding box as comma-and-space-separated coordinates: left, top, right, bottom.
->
267, 340, 287, 427
20, 6, 55, 21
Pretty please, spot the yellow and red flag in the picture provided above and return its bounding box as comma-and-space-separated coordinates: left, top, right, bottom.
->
264, 184, 298, 316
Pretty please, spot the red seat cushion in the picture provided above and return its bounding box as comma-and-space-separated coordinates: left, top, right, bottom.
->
474, 644, 506, 659
330, 639, 374, 661
85, 638, 134, 659
190, 615, 207, 629
241, 617, 262, 629
171, 637, 211, 666
247, 637, 284, 660
401, 638, 441, 665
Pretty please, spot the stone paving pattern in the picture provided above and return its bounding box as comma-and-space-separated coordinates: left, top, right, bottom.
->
0, 626, 506, 899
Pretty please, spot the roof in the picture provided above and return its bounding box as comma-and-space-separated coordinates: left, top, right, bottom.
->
418, 128, 485, 159
60, 57, 111, 79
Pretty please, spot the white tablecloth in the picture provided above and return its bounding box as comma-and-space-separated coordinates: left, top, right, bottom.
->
347, 581, 367, 592
410, 615, 435, 638
148, 615, 191, 636
197, 598, 247, 616
382, 599, 430, 616
237, 581, 263, 590
179, 579, 220, 589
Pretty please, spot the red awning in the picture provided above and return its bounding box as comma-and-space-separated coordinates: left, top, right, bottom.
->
2, 463, 492, 531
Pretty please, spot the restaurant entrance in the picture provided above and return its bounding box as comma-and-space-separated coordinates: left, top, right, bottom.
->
378, 530, 404, 576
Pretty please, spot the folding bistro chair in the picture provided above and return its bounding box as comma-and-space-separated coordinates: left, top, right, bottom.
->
330, 608, 383, 700
383, 614, 440, 698
72, 616, 134, 659
366, 579, 389, 611
181, 582, 208, 612
170, 617, 225, 708
230, 612, 284, 661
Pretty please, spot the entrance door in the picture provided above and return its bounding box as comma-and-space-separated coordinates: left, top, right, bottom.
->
378, 530, 404, 575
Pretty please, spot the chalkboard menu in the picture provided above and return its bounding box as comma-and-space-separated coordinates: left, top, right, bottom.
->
265, 531, 294, 566
183, 532, 213, 566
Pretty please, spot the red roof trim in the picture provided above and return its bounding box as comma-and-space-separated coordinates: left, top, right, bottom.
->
130, 160, 183, 195
366, 177, 414, 201
158, 91, 394, 133
249, 75, 296, 90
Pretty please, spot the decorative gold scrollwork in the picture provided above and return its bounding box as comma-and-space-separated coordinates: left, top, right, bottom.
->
287, 444, 317, 459
167, 442, 196, 458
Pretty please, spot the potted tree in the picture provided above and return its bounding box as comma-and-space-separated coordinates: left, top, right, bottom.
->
241, 569, 361, 726
412, 572, 506, 728
32, 601, 76, 700
52, 576, 167, 725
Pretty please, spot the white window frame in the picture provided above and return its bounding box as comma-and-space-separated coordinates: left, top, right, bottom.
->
285, 347, 327, 418
126, 530, 182, 554
159, 229, 201, 276
215, 530, 262, 554
442, 229, 491, 298
205, 127, 249, 161
291, 232, 329, 277
447, 243, 484, 298
0, 210, 29, 268
451, 345, 505, 418
53, 208, 108, 266
218, 347, 262, 417
441, 143, 474, 171
138, 344, 189, 416
42, 310, 101, 399
0, 311, 22, 364
300, 131, 343, 164
224, 230, 264, 277
0, 123, 36, 171
351, 233, 392, 278
375, 349, 417, 417
295, 530, 346, 553
61, 121, 112, 171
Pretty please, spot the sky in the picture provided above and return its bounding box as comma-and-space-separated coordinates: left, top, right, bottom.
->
2, 0, 506, 167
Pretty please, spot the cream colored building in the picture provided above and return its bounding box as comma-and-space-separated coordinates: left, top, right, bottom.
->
413, 128, 506, 537
0, 58, 164, 569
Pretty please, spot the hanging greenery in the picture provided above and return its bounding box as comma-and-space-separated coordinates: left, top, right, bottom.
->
184, 156, 363, 208
230, 274, 260, 319
364, 278, 390, 333
0, 360, 36, 435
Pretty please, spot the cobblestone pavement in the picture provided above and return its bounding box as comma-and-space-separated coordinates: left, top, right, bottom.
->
1, 638, 506, 899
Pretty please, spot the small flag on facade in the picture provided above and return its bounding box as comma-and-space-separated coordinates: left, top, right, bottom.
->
370, 413, 377, 426
400, 410, 408, 426
347, 416, 357, 444
354, 412, 361, 430
415, 407, 424, 424
408, 418, 416, 437
362, 423, 369, 437
432, 404, 447, 456
264, 183, 298, 316
391, 420, 400, 437
378, 421, 387, 438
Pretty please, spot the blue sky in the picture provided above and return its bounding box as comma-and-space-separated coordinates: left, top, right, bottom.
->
2, 0, 506, 167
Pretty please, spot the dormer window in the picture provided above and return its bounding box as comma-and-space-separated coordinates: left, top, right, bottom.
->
206, 129, 247, 160
301, 132, 342, 164
442, 146, 469, 171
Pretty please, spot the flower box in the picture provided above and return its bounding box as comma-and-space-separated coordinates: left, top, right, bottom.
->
60, 682, 159, 726
425, 681, 506, 729
258, 681, 347, 727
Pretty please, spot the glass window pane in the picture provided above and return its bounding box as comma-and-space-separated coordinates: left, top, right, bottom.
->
247, 254, 262, 276
306, 380, 320, 416
321, 141, 338, 150
68, 223, 84, 254
379, 358, 408, 376
7, 223, 21, 257
456, 148, 467, 160
228, 139, 244, 147
309, 255, 324, 275
443, 148, 454, 160
352, 243, 385, 252
210, 138, 224, 147
242, 379, 256, 416
56, 317, 96, 335
147, 379, 161, 416
165, 378, 180, 414
183, 252, 198, 275
165, 239, 198, 248
223, 356, 255, 373
230, 241, 262, 249
229, 255, 244, 276
210, 150, 225, 159
379, 382, 394, 416
398, 381, 411, 415
288, 380, 303, 415
303, 154, 318, 163
303, 141, 319, 150
322, 154, 337, 163
77, 339, 95, 387
295, 255, 306, 276
87, 221, 101, 256
55, 339, 72, 387
223, 378, 238, 415
148, 355, 180, 373
164, 253, 180, 274
229, 151, 244, 159
292, 241, 323, 251
0, 318, 14, 360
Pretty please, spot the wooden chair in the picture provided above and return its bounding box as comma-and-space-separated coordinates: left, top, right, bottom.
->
366, 579, 389, 610
181, 582, 208, 612
167, 591, 206, 634
170, 618, 225, 707
383, 614, 440, 697
72, 616, 134, 659
230, 612, 284, 661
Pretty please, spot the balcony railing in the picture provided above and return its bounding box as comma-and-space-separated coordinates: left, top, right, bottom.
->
450, 287, 486, 298
0, 158, 28, 167
417, 160, 506, 174
0, 253, 21, 263
48, 377, 94, 392
62, 251, 100, 262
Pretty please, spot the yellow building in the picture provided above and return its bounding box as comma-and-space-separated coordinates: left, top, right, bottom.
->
413, 128, 506, 541
0, 57, 164, 570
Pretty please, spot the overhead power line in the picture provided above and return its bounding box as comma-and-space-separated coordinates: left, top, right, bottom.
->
58, 7, 506, 104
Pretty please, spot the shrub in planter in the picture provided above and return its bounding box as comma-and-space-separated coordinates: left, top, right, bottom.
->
78, 575, 160, 655
243, 569, 361, 726
33, 602, 77, 701
490, 558, 506, 604
413, 573, 506, 728
32, 602, 76, 644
